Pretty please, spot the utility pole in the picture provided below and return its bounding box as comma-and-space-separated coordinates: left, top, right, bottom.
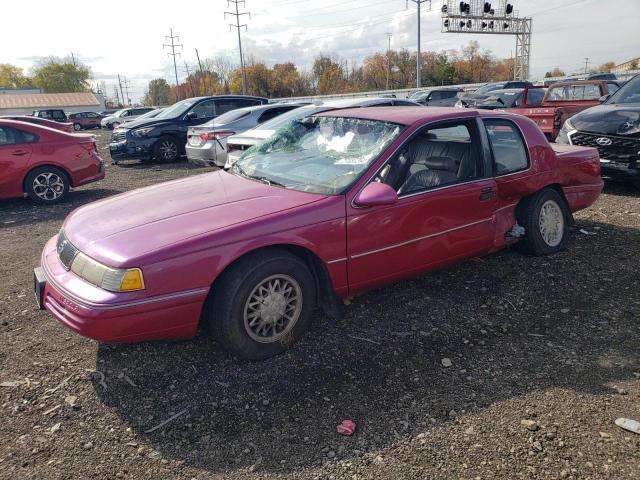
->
117, 74, 126, 108
195, 48, 206, 95
406, 0, 430, 89
164, 28, 183, 101
113, 85, 121, 107
584, 57, 590, 74
225, 0, 250, 95
385, 33, 393, 90
184, 62, 196, 97
122, 76, 132, 105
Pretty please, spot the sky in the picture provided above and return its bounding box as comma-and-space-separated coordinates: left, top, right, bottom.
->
1, 0, 637, 102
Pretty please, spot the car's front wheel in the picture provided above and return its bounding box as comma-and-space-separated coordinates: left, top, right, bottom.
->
25, 166, 69, 204
517, 188, 571, 255
73, 123, 82, 131
207, 249, 317, 360
153, 136, 181, 163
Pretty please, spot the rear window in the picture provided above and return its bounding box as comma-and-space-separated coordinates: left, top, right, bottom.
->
214, 109, 251, 124
546, 84, 601, 101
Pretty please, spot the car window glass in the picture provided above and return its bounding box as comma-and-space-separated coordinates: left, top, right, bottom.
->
0, 127, 18, 145
394, 100, 418, 106
546, 84, 602, 101
375, 121, 482, 196
370, 101, 393, 107
484, 119, 529, 176
86, 112, 97, 118
606, 83, 620, 95
192, 100, 216, 118
52, 111, 65, 120
527, 89, 545, 106
18, 129, 37, 143
257, 107, 293, 124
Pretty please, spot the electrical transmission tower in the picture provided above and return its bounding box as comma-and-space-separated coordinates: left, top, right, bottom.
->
164, 28, 183, 100
406, 1, 431, 89
441, 1, 532, 80
386, 32, 393, 90
225, 0, 250, 95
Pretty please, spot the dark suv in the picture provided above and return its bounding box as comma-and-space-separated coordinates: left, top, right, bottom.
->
33, 109, 67, 122
109, 95, 268, 163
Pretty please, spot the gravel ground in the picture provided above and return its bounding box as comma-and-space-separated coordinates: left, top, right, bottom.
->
1, 130, 639, 480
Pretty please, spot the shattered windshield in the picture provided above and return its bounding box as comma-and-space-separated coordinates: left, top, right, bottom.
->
232, 116, 403, 195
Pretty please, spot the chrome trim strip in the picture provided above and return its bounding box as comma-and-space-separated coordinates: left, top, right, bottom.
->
350, 217, 492, 260
562, 183, 603, 190
327, 257, 348, 264
494, 202, 518, 213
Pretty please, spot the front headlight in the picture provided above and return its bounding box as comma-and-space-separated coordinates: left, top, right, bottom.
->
69, 251, 145, 292
131, 127, 155, 137
556, 118, 575, 144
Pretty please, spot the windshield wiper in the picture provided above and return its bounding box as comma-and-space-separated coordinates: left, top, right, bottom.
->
257, 177, 287, 188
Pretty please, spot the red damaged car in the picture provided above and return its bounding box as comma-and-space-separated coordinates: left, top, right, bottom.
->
0, 119, 105, 204
35, 108, 602, 359
1, 115, 74, 133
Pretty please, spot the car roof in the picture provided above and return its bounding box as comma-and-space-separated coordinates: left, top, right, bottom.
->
320, 97, 398, 108
316, 106, 479, 126
229, 102, 306, 114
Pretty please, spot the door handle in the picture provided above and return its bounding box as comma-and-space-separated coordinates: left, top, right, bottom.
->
479, 187, 496, 201
11, 150, 29, 156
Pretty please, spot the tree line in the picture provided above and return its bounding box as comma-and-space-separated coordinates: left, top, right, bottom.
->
0, 57, 91, 93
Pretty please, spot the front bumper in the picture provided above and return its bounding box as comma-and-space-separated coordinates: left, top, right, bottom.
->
36, 236, 208, 342
109, 137, 155, 159
569, 130, 640, 180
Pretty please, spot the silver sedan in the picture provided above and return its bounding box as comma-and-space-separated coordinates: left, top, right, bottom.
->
186, 103, 305, 167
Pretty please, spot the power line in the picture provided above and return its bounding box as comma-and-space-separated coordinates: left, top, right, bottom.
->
163, 28, 183, 100
225, 0, 250, 96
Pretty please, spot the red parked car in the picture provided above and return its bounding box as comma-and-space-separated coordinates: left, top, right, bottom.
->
67, 111, 104, 131
0, 119, 105, 204
1, 115, 74, 133
35, 108, 602, 359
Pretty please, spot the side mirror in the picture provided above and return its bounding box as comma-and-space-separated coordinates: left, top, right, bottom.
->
185, 111, 198, 121
599, 94, 610, 103
354, 182, 398, 207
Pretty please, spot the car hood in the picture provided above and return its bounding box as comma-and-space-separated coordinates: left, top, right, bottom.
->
118, 117, 178, 130
570, 103, 640, 136
63, 170, 326, 267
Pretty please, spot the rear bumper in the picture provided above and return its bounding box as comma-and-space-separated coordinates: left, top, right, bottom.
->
185, 142, 226, 167
562, 180, 604, 212
38, 236, 208, 342
74, 157, 106, 187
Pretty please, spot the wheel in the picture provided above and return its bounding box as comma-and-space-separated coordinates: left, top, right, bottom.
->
517, 188, 571, 256
153, 136, 180, 163
25, 166, 69, 204
207, 249, 317, 360
73, 123, 82, 131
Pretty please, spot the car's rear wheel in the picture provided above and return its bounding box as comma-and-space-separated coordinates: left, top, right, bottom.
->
73, 123, 82, 131
207, 249, 317, 360
25, 166, 69, 204
517, 188, 570, 255
154, 136, 181, 163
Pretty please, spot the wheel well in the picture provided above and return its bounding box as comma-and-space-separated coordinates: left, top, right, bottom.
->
204, 244, 343, 325
23, 164, 73, 191
515, 184, 574, 225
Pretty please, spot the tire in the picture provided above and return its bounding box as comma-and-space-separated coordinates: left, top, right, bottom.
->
73, 123, 82, 131
153, 136, 181, 163
207, 249, 317, 360
25, 166, 69, 204
517, 188, 571, 256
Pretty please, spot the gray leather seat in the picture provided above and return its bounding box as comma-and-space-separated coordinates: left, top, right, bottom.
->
398, 156, 459, 194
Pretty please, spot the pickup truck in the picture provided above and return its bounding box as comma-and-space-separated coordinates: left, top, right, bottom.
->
517, 80, 620, 141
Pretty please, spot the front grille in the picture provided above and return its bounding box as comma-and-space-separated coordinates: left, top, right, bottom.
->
56, 231, 78, 270
570, 131, 640, 162
111, 131, 127, 143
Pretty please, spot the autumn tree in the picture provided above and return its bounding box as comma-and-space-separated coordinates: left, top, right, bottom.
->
544, 67, 566, 78
595, 61, 615, 73
312, 55, 347, 94
270, 63, 311, 97
0, 64, 31, 88
143, 78, 171, 106
31, 57, 91, 93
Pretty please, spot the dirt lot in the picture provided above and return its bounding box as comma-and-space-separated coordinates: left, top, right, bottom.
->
1, 129, 639, 480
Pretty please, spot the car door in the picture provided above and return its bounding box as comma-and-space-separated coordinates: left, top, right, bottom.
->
345, 118, 498, 293
85, 112, 99, 127
0, 126, 33, 199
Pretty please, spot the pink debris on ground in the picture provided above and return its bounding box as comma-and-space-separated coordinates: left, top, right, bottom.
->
337, 420, 356, 436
